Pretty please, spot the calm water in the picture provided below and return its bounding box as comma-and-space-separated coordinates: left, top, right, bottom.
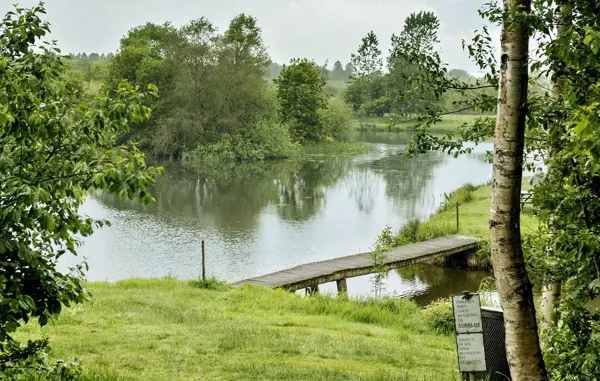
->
64, 132, 495, 302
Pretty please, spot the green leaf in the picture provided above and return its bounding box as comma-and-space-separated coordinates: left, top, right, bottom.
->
575, 118, 590, 135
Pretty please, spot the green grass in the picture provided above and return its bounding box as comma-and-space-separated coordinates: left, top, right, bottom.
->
355, 114, 493, 134
300, 141, 371, 156
392, 181, 539, 268
16, 279, 461, 381
427, 182, 539, 238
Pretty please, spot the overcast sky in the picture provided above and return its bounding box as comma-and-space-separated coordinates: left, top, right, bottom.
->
2, 0, 495, 73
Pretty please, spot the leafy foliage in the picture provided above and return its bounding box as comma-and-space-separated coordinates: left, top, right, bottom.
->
0, 1, 160, 361
524, 2, 600, 378
369, 226, 394, 298
345, 31, 386, 116
182, 118, 297, 166
275, 58, 328, 142
0, 338, 83, 380
318, 98, 356, 142
385, 1, 600, 378
387, 11, 441, 115
344, 12, 482, 119
422, 298, 455, 335
107, 14, 292, 160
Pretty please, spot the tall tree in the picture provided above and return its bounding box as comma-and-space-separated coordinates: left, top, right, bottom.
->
221, 14, 269, 70
275, 58, 327, 142
0, 3, 161, 356
373, 0, 600, 378
346, 31, 387, 116
344, 62, 355, 79
388, 11, 440, 115
524, 1, 600, 377
490, 1, 547, 380
351, 31, 383, 78
331, 60, 346, 81
107, 14, 279, 159
390, 11, 440, 57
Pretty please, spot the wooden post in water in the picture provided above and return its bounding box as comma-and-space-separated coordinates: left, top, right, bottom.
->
336, 278, 348, 295
456, 202, 460, 233
202, 240, 206, 281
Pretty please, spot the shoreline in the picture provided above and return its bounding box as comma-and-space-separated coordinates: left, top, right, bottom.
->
391, 180, 536, 270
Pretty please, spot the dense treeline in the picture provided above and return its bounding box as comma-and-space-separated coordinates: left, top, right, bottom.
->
345, 12, 495, 118
65, 12, 486, 164
92, 15, 354, 162
265, 60, 354, 82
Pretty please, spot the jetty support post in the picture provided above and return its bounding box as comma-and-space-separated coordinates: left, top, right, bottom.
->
307, 284, 319, 295
202, 240, 206, 281
336, 278, 348, 294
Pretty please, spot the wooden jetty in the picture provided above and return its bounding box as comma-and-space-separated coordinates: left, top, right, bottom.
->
232, 235, 479, 293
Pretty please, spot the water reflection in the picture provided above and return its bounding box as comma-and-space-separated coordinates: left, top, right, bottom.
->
69, 132, 494, 299
315, 264, 492, 306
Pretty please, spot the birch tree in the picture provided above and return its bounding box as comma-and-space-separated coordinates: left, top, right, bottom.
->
490, 1, 548, 379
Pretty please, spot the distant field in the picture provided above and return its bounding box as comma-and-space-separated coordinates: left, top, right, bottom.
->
355, 114, 495, 133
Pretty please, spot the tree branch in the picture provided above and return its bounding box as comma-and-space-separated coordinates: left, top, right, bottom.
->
446, 85, 496, 90
439, 106, 476, 116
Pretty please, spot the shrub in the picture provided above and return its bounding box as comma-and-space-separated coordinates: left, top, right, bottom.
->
422, 298, 455, 335
439, 183, 478, 212
473, 240, 492, 269
396, 220, 421, 245
182, 119, 298, 166
319, 98, 357, 142
416, 223, 455, 242
0, 339, 83, 381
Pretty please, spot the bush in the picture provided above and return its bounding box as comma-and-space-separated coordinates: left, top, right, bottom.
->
439, 183, 478, 212
0, 339, 83, 381
416, 223, 455, 242
544, 301, 600, 380
396, 220, 421, 245
319, 98, 357, 142
473, 240, 492, 269
422, 298, 455, 335
182, 119, 298, 166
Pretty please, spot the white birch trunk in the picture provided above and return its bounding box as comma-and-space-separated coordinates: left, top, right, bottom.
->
491, 1, 548, 380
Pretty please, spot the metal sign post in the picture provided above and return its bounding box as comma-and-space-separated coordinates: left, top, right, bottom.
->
452, 293, 487, 379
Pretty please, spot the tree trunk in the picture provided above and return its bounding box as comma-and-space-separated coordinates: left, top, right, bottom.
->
491, 1, 548, 380
540, 281, 561, 328
541, 5, 571, 330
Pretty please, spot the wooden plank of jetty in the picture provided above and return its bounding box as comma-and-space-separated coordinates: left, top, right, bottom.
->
231, 235, 479, 292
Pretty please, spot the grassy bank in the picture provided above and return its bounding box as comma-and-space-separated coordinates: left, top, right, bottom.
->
355, 114, 493, 134
391, 182, 538, 268
17, 279, 462, 381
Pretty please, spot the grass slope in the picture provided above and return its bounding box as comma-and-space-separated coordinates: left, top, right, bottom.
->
356, 114, 492, 134
426, 183, 538, 239
391, 182, 538, 268
17, 280, 461, 381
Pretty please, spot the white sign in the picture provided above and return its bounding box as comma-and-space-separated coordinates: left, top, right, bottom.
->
452, 294, 483, 334
456, 333, 487, 372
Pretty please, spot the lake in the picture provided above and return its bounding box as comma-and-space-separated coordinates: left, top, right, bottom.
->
65, 132, 495, 304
